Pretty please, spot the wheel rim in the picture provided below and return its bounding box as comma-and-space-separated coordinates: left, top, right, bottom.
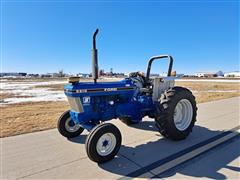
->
65, 118, 81, 132
96, 133, 116, 156
174, 99, 193, 131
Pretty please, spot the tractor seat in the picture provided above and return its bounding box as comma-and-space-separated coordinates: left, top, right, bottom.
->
129, 71, 147, 88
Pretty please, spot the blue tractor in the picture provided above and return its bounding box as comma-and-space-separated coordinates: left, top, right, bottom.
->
57, 29, 197, 163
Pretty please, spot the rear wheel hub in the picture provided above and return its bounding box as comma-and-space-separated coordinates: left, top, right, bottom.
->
174, 99, 193, 131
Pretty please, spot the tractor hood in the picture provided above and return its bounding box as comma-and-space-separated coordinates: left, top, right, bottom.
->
64, 79, 136, 97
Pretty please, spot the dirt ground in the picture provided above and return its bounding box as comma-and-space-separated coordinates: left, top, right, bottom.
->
1, 101, 69, 137
1, 80, 239, 137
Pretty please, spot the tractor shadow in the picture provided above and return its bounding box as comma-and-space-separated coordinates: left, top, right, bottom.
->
130, 120, 159, 132
67, 134, 87, 144
67, 120, 158, 144
97, 124, 240, 179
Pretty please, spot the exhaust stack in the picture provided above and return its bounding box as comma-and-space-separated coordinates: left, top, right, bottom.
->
92, 29, 99, 83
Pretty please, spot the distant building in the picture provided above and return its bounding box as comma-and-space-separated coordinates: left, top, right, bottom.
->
194, 72, 217, 78
52, 73, 59, 78
40, 72, 66, 78
18, 72, 27, 76
76, 73, 84, 77
159, 72, 168, 77
114, 73, 125, 77
176, 74, 184, 77
40, 74, 52, 78
194, 72, 205, 77
75, 73, 90, 78
0, 72, 27, 77
99, 69, 105, 76
216, 71, 224, 77
224, 71, 240, 78
82, 74, 90, 78
0, 72, 18, 77
27, 74, 39, 77
151, 73, 160, 77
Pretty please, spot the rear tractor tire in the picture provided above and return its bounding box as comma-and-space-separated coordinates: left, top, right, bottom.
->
155, 87, 197, 141
57, 110, 84, 138
85, 123, 122, 163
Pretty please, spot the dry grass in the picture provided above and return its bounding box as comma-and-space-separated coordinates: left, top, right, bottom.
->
1, 93, 34, 102
34, 84, 65, 91
175, 81, 240, 91
0, 80, 239, 137
1, 93, 15, 100
193, 92, 240, 103
175, 81, 240, 103
0, 101, 69, 137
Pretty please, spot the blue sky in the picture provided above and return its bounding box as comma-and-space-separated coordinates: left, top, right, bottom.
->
1, 1, 239, 74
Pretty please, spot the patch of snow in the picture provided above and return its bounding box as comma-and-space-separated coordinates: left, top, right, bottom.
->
1, 81, 67, 90
2, 93, 66, 105
1, 80, 67, 105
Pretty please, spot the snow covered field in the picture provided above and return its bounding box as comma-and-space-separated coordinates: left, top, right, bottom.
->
1, 78, 239, 106
1, 80, 67, 105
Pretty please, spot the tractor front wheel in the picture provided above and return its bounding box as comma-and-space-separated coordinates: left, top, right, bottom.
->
155, 87, 197, 141
57, 110, 84, 138
85, 123, 122, 163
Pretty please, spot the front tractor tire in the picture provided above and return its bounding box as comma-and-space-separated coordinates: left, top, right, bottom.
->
57, 110, 84, 138
155, 87, 197, 141
85, 123, 122, 163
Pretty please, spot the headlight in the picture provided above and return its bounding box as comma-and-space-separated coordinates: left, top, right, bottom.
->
67, 96, 84, 113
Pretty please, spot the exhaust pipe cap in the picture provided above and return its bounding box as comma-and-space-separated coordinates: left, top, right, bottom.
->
68, 76, 80, 84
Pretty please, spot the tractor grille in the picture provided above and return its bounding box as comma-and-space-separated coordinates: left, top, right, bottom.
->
67, 96, 84, 113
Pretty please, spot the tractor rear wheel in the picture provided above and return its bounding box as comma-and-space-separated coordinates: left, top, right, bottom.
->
57, 110, 84, 138
85, 123, 122, 163
155, 87, 197, 141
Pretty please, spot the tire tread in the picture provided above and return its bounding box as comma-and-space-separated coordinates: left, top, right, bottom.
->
155, 86, 197, 140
